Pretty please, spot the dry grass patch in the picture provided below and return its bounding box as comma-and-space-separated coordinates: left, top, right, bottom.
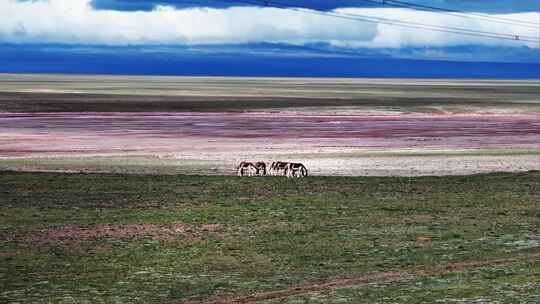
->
3, 223, 223, 245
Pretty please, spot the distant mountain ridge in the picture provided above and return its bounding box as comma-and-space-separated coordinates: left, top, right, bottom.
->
1, 43, 539, 79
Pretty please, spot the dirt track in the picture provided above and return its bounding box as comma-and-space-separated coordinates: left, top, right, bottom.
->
182, 250, 540, 304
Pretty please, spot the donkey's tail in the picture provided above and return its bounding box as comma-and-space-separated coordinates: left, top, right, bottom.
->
302, 166, 308, 177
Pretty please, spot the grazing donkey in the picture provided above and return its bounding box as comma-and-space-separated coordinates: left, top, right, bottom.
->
237, 161, 257, 177
286, 163, 308, 178
254, 162, 267, 176
240, 161, 308, 178
237, 161, 267, 177
269, 161, 289, 176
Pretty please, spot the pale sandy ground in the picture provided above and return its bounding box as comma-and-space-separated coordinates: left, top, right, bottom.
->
2, 153, 540, 176
1, 74, 539, 100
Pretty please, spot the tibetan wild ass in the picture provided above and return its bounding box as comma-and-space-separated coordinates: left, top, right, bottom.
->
286, 163, 308, 178
237, 161, 267, 176
255, 162, 267, 176
241, 161, 308, 178
237, 161, 257, 177
269, 161, 289, 176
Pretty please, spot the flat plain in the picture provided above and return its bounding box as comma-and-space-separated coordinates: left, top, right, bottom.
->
1, 74, 540, 176
1, 74, 540, 303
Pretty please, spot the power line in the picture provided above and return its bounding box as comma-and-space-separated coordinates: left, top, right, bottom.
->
223, 0, 540, 43
335, 4, 539, 41
363, 0, 539, 29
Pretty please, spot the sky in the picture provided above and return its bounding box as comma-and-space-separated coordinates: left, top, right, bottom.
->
0, 0, 539, 78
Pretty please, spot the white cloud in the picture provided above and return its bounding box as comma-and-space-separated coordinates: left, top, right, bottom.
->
0, 0, 537, 48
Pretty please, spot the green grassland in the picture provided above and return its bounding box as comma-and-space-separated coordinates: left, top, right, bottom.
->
1, 171, 539, 303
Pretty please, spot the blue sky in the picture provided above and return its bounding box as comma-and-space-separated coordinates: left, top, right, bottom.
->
90, 0, 539, 13
1, 0, 539, 77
